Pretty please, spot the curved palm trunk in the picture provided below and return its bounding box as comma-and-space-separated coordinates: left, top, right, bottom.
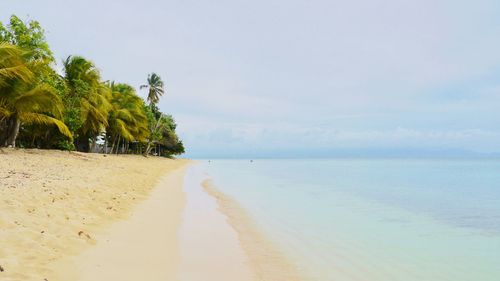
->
104, 132, 108, 153
110, 135, 117, 154
4, 115, 20, 147
144, 141, 153, 156
115, 135, 121, 154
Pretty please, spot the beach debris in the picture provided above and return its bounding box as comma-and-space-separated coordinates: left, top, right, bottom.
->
78, 230, 92, 240
0, 265, 4, 272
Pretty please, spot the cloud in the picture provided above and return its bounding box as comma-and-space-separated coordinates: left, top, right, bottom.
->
4, 0, 500, 157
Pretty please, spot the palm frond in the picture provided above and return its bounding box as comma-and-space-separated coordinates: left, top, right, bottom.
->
20, 112, 73, 140
0, 106, 11, 120
14, 84, 64, 118
115, 119, 134, 141
0, 43, 33, 87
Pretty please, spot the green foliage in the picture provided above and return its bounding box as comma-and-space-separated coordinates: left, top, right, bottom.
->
0, 43, 72, 147
0, 14, 184, 156
0, 15, 54, 62
62, 56, 111, 151
0, 43, 32, 87
107, 82, 149, 142
57, 140, 76, 151
140, 73, 165, 105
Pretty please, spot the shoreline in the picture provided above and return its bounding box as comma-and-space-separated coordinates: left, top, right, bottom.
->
178, 165, 255, 281
1, 149, 304, 280
202, 179, 305, 281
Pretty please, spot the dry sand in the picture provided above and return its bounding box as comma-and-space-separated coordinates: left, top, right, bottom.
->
54, 166, 188, 281
0, 148, 189, 281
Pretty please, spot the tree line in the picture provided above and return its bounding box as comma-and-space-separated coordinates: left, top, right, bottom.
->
0, 15, 184, 156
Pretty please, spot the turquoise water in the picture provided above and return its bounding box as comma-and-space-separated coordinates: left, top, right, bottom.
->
200, 159, 500, 281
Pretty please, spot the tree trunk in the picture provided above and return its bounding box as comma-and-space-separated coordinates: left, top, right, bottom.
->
144, 141, 152, 157
31, 135, 36, 148
110, 135, 116, 154
4, 115, 20, 148
115, 136, 121, 155
43, 130, 51, 149
104, 133, 108, 154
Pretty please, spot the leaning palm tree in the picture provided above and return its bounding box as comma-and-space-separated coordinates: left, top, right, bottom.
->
0, 43, 72, 147
106, 82, 149, 154
140, 73, 164, 105
62, 56, 111, 151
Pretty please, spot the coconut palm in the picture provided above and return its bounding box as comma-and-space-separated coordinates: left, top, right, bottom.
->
140, 73, 164, 105
62, 56, 111, 151
0, 43, 72, 147
106, 82, 149, 153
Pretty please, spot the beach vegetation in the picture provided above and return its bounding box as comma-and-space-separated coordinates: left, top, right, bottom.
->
0, 15, 184, 156
140, 73, 164, 106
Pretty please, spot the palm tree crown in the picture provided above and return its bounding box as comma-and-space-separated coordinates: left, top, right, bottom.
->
140, 73, 164, 105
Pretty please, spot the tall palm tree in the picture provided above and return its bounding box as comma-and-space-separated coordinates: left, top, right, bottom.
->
140, 73, 164, 105
62, 56, 111, 151
106, 82, 149, 153
0, 43, 72, 147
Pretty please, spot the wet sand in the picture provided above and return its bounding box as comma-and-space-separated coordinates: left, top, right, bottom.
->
178, 165, 255, 281
202, 179, 304, 281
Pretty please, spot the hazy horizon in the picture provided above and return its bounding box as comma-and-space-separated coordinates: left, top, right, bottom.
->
2, 1, 500, 158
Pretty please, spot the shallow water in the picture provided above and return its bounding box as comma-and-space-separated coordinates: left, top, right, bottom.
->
200, 159, 500, 281
178, 166, 254, 281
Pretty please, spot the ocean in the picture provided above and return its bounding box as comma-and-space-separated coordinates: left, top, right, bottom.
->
197, 159, 500, 281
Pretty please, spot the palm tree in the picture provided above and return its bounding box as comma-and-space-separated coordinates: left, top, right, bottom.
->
106, 82, 149, 153
144, 112, 165, 156
140, 73, 164, 105
62, 56, 111, 151
0, 43, 72, 147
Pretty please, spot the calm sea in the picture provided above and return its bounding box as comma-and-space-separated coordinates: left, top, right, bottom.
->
199, 159, 500, 281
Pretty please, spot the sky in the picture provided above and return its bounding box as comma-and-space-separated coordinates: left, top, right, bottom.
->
2, 0, 500, 157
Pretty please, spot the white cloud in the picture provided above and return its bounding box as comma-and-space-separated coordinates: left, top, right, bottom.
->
4, 0, 500, 156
